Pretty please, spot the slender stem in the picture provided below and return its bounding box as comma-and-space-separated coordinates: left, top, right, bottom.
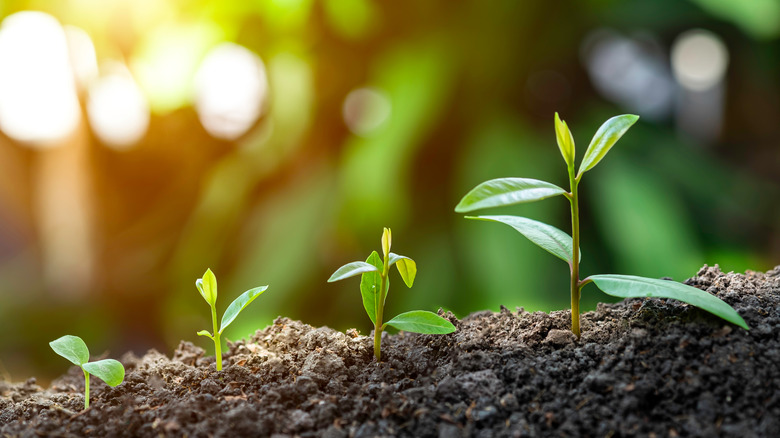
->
83, 368, 90, 409
569, 168, 581, 338
212, 304, 222, 371
374, 253, 390, 361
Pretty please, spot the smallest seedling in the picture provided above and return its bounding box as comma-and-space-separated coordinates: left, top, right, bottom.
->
49, 335, 125, 410
196, 268, 269, 371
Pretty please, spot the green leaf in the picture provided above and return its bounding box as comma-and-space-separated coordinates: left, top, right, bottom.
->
197, 269, 218, 306
327, 261, 379, 282
359, 251, 384, 325
384, 310, 456, 334
381, 227, 392, 258
578, 114, 639, 176
196, 330, 213, 338
82, 359, 125, 387
455, 178, 567, 213
389, 253, 416, 288
220, 286, 269, 332
467, 215, 577, 264
555, 112, 575, 168
588, 274, 748, 330
49, 335, 89, 366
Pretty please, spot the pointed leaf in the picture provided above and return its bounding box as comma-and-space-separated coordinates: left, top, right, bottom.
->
220, 286, 269, 332
196, 330, 213, 338
328, 261, 379, 282
588, 274, 748, 330
389, 253, 416, 288
467, 215, 578, 264
360, 251, 384, 325
49, 335, 89, 366
82, 359, 125, 387
197, 269, 218, 306
555, 112, 575, 168
578, 114, 639, 175
384, 310, 456, 334
455, 178, 567, 213
382, 227, 392, 258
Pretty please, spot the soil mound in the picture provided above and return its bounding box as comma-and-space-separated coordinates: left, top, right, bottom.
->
2, 265, 778, 437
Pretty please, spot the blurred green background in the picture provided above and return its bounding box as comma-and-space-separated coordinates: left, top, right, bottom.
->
0, 0, 777, 382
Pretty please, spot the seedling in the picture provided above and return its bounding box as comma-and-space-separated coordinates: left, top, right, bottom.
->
49, 335, 125, 409
328, 228, 456, 361
196, 268, 269, 370
456, 113, 748, 337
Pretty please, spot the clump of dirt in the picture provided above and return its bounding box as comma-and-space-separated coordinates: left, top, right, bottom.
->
2, 265, 778, 437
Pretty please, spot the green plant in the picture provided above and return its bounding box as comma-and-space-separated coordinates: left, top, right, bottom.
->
455, 113, 748, 337
328, 228, 456, 360
49, 335, 125, 409
196, 268, 269, 370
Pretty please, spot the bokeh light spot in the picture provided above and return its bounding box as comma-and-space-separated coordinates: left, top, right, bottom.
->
342, 87, 391, 137
194, 43, 268, 141
64, 25, 98, 92
86, 63, 150, 150
0, 12, 81, 145
671, 29, 729, 92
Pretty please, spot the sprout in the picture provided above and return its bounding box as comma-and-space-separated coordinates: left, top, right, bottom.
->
49, 335, 125, 409
196, 268, 268, 371
328, 228, 456, 361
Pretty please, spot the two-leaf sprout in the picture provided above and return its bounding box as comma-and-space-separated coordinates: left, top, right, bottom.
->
49, 335, 125, 410
196, 268, 269, 371
328, 228, 456, 361
456, 113, 748, 337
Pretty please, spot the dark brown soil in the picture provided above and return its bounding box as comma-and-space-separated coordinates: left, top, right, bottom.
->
2, 265, 778, 437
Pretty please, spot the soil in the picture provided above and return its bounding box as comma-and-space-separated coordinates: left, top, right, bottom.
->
1, 265, 779, 437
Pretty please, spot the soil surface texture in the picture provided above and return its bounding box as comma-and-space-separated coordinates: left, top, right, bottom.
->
1, 265, 779, 437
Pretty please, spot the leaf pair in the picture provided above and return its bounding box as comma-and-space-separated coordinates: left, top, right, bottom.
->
196, 268, 269, 338
50, 335, 125, 409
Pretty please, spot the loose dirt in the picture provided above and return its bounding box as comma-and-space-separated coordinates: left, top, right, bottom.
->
1, 265, 778, 437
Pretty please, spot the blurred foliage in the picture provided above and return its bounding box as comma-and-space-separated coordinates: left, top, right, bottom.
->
0, 0, 778, 382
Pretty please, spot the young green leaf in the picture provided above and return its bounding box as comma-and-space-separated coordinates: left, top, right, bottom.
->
555, 112, 575, 168
196, 330, 213, 338
466, 215, 578, 264
82, 359, 125, 387
391, 254, 416, 288
49, 335, 89, 366
588, 274, 748, 330
578, 114, 639, 176
360, 251, 384, 324
455, 178, 567, 213
220, 286, 269, 332
384, 310, 456, 334
382, 227, 392, 258
197, 268, 218, 306
328, 261, 379, 282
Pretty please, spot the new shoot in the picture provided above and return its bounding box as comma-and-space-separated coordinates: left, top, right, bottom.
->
196, 268, 269, 370
456, 113, 748, 337
328, 228, 456, 361
49, 335, 125, 410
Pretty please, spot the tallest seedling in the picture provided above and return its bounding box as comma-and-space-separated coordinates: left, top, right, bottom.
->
456, 113, 748, 336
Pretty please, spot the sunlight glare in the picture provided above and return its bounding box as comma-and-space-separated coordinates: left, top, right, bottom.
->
194, 43, 268, 141
86, 63, 150, 150
0, 12, 81, 145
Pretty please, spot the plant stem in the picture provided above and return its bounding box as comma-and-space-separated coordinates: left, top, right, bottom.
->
83, 368, 90, 409
569, 171, 581, 338
374, 253, 390, 361
212, 304, 222, 371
